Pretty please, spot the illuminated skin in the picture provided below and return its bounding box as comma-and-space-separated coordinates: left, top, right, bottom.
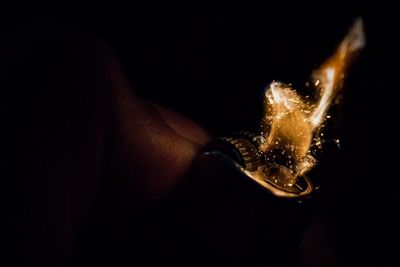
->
258, 19, 365, 185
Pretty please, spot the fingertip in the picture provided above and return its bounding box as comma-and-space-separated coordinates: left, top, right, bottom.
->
151, 103, 211, 145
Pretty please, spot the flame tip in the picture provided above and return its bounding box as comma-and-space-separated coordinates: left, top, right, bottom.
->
341, 17, 366, 53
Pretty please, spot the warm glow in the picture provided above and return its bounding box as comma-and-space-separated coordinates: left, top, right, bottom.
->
258, 18, 365, 187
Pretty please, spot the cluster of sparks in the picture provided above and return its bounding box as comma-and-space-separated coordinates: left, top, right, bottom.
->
258, 18, 365, 186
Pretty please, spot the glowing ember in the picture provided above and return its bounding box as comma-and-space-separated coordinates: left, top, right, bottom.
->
258, 18, 365, 186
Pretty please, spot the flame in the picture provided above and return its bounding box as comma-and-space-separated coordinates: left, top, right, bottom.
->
259, 19, 365, 185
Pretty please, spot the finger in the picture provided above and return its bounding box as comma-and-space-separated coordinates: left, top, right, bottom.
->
152, 102, 211, 145
109, 85, 206, 206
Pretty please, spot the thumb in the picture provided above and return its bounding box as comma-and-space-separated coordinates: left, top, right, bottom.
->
109, 81, 210, 207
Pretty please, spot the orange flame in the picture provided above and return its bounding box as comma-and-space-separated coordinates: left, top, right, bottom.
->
259, 19, 365, 185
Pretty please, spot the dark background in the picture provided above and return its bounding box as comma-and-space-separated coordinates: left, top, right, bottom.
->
1, 1, 398, 266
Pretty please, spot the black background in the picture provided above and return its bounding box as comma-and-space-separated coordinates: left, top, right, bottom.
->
2, 1, 398, 266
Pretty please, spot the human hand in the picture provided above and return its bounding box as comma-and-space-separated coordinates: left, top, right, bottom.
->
1, 21, 209, 266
